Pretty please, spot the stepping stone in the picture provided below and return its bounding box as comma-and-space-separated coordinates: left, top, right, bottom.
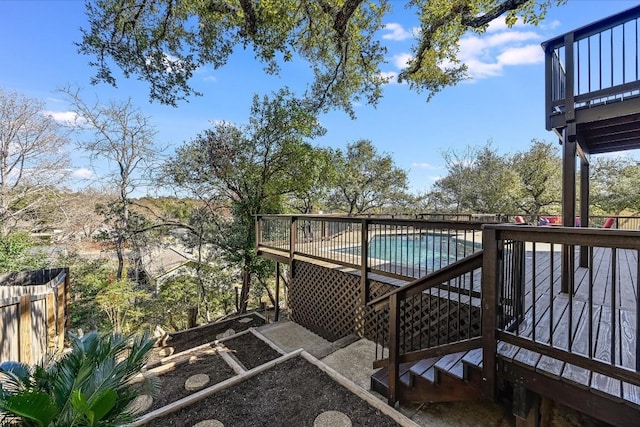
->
215, 329, 235, 340
127, 394, 153, 415
185, 373, 210, 391
313, 411, 352, 427
158, 347, 174, 357
238, 317, 253, 324
193, 420, 224, 427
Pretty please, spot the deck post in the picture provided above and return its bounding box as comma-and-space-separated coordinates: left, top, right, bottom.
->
275, 262, 280, 321
579, 159, 590, 267
360, 218, 370, 305
289, 216, 297, 262
387, 292, 400, 406
481, 226, 498, 400
561, 127, 577, 294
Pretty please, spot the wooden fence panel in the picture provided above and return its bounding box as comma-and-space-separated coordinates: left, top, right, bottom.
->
31, 298, 47, 363
0, 303, 19, 361
0, 268, 68, 364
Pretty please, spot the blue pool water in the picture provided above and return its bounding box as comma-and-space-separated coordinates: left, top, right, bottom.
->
334, 233, 480, 273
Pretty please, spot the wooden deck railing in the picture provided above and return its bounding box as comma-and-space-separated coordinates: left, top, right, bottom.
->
256, 215, 640, 407
367, 252, 484, 405
257, 215, 485, 283
543, 4, 640, 131
482, 225, 640, 401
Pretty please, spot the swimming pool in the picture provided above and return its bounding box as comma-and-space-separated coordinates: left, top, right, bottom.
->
334, 233, 480, 276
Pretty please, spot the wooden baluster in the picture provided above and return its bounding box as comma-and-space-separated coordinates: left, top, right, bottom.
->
387, 292, 400, 406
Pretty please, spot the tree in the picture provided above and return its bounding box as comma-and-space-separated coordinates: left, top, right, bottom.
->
433, 142, 520, 214
96, 276, 151, 334
329, 140, 409, 215
61, 87, 162, 280
0, 331, 157, 427
286, 147, 338, 214
164, 88, 325, 313
431, 145, 476, 213
78, 0, 565, 114
590, 156, 640, 214
512, 139, 561, 215
0, 89, 70, 236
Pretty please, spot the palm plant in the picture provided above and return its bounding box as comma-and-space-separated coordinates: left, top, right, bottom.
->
0, 331, 157, 426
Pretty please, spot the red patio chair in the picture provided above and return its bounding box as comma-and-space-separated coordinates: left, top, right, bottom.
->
603, 217, 615, 229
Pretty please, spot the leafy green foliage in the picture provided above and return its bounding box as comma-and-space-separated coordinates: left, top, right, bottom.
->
591, 156, 640, 214
95, 276, 151, 334
78, 0, 565, 114
0, 232, 47, 273
0, 331, 157, 427
328, 140, 410, 215
430, 140, 560, 214
153, 267, 235, 331
164, 88, 325, 312
512, 140, 561, 215
57, 254, 112, 332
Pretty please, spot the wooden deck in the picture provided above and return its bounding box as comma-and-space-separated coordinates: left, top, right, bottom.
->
497, 246, 640, 406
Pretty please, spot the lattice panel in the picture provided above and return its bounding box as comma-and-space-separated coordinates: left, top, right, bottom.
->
288, 260, 362, 342
288, 261, 482, 351
363, 281, 482, 352
362, 280, 394, 343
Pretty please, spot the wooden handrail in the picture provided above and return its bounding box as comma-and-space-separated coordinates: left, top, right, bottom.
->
372, 251, 484, 406
368, 251, 484, 310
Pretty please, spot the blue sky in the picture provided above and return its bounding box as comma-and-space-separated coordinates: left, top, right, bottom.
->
1, 0, 638, 195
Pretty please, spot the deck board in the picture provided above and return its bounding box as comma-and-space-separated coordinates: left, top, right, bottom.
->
499, 246, 639, 406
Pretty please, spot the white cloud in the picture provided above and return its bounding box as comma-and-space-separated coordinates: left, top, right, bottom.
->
203, 75, 217, 82
486, 17, 528, 33
411, 162, 441, 170
378, 71, 398, 84
455, 24, 544, 80
542, 20, 561, 31
496, 44, 543, 66
382, 23, 417, 41
392, 53, 413, 69
72, 168, 94, 179
43, 110, 79, 124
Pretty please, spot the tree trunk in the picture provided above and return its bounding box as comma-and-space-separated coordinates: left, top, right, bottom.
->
238, 268, 251, 314
187, 307, 198, 328
115, 236, 125, 280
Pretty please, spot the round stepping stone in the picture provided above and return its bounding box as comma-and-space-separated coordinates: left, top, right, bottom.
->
185, 373, 210, 391
238, 317, 253, 324
193, 420, 224, 427
158, 347, 174, 357
313, 411, 352, 427
215, 329, 235, 340
128, 394, 153, 415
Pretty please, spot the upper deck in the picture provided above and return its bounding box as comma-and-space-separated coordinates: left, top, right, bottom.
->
543, 5, 640, 154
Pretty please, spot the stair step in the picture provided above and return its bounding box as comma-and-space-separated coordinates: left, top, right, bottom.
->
435, 351, 467, 380
422, 366, 436, 384
409, 357, 439, 377
462, 348, 483, 369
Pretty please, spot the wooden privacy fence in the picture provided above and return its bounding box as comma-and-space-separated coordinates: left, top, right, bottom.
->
0, 268, 70, 364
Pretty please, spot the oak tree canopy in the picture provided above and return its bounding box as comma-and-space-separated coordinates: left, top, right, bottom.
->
78, 0, 565, 115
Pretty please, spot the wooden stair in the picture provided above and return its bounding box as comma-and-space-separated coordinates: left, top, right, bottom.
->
371, 348, 484, 403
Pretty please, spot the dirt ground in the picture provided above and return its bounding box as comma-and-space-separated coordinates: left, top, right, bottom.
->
222, 332, 283, 370
155, 356, 401, 426
139, 330, 284, 414
147, 313, 266, 366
